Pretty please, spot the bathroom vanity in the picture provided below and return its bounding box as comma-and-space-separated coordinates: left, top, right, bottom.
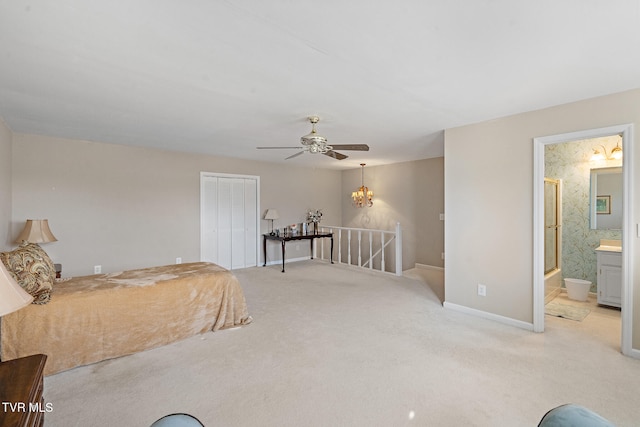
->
595, 240, 622, 308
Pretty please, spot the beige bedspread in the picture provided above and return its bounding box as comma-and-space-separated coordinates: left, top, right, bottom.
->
1, 262, 251, 376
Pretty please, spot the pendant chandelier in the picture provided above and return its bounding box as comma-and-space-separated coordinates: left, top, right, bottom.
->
352, 163, 373, 208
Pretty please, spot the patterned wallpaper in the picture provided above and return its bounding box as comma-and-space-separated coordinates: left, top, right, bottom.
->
545, 136, 622, 291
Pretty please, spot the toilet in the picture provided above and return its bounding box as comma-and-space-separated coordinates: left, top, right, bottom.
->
564, 278, 592, 301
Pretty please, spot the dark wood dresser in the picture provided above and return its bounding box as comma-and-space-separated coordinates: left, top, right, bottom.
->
0, 354, 47, 427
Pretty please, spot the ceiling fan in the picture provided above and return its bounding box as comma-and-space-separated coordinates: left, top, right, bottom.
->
257, 116, 369, 160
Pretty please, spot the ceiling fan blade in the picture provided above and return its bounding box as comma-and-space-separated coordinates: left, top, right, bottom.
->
328, 144, 369, 151
324, 150, 348, 160
257, 146, 302, 149
285, 151, 305, 160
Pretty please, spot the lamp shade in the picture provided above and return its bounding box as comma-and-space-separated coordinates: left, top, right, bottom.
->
15, 219, 58, 244
264, 209, 279, 220
0, 260, 33, 316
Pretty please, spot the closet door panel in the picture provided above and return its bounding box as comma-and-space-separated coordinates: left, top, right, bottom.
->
230, 178, 246, 269
244, 178, 258, 267
201, 176, 218, 264
217, 178, 233, 270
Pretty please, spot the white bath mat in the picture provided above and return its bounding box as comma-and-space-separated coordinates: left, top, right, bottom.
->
545, 302, 591, 321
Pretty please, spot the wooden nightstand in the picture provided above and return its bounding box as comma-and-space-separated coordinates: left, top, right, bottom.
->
0, 354, 47, 427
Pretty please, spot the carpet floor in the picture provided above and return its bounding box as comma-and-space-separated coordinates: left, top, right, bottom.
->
43, 261, 640, 426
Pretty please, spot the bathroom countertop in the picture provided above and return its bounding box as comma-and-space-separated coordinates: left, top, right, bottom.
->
595, 239, 622, 253
595, 245, 622, 253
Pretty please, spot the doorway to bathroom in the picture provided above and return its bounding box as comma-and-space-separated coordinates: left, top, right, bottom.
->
533, 124, 634, 356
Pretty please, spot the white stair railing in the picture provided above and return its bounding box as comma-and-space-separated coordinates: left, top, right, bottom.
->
317, 222, 402, 276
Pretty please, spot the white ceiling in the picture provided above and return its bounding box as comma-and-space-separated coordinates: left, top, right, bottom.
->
1, 1, 640, 170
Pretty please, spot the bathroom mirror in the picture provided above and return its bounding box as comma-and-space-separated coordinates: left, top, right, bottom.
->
590, 167, 622, 230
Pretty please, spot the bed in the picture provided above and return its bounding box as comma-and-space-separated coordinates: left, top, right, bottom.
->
0, 246, 251, 376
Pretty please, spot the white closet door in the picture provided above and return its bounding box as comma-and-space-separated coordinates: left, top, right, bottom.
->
201, 173, 259, 270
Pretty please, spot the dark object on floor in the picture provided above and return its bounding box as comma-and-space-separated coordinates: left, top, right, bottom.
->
151, 413, 205, 427
538, 404, 615, 426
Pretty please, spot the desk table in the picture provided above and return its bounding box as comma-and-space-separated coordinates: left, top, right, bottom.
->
263, 232, 333, 272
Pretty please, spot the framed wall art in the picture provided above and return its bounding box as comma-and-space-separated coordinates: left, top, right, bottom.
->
596, 195, 611, 214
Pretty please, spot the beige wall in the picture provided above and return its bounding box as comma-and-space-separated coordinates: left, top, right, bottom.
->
444, 88, 640, 350
0, 119, 11, 251
11, 133, 343, 276
10, 132, 447, 278
341, 158, 445, 271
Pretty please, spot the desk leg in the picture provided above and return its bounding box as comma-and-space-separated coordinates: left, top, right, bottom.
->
281, 240, 286, 273
310, 239, 314, 259
330, 236, 334, 264
263, 236, 267, 267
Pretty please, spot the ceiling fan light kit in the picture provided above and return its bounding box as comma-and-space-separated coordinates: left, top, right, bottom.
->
300, 116, 328, 148
257, 116, 369, 160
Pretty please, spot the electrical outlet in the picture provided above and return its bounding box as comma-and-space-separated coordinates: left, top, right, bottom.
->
439, 213, 445, 221
176, 257, 182, 264
441, 252, 445, 260
94, 265, 102, 274
478, 284, 487, 297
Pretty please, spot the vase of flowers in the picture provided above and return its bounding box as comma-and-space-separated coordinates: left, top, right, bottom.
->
307, 209, 323, 234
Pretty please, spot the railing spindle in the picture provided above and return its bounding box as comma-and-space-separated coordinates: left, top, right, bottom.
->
368, 231, 373, 269
357, 230, 362, 267
338, 229, 342, 265
381, 232, 386, 271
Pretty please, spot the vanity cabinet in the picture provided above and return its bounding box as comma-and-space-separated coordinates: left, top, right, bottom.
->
596, 251, 622, 308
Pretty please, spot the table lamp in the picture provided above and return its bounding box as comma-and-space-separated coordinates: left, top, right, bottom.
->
264, 209, 279, 236
0, 260, 33, 316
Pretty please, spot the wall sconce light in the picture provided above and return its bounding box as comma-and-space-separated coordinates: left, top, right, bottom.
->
591, 143, 623, 161
264, 209, 279, 235
351, 163, 373, 208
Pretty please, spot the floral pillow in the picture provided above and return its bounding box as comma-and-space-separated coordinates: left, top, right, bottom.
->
0, 243, 56, 304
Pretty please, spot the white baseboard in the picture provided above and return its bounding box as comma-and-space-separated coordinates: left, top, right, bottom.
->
263, 256, 311, 267
443, 302, 534, 332
627, 347, 640, 360
414, 263, 444, 272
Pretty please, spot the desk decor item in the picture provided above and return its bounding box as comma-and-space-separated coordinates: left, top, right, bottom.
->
307, 209, 323, 234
